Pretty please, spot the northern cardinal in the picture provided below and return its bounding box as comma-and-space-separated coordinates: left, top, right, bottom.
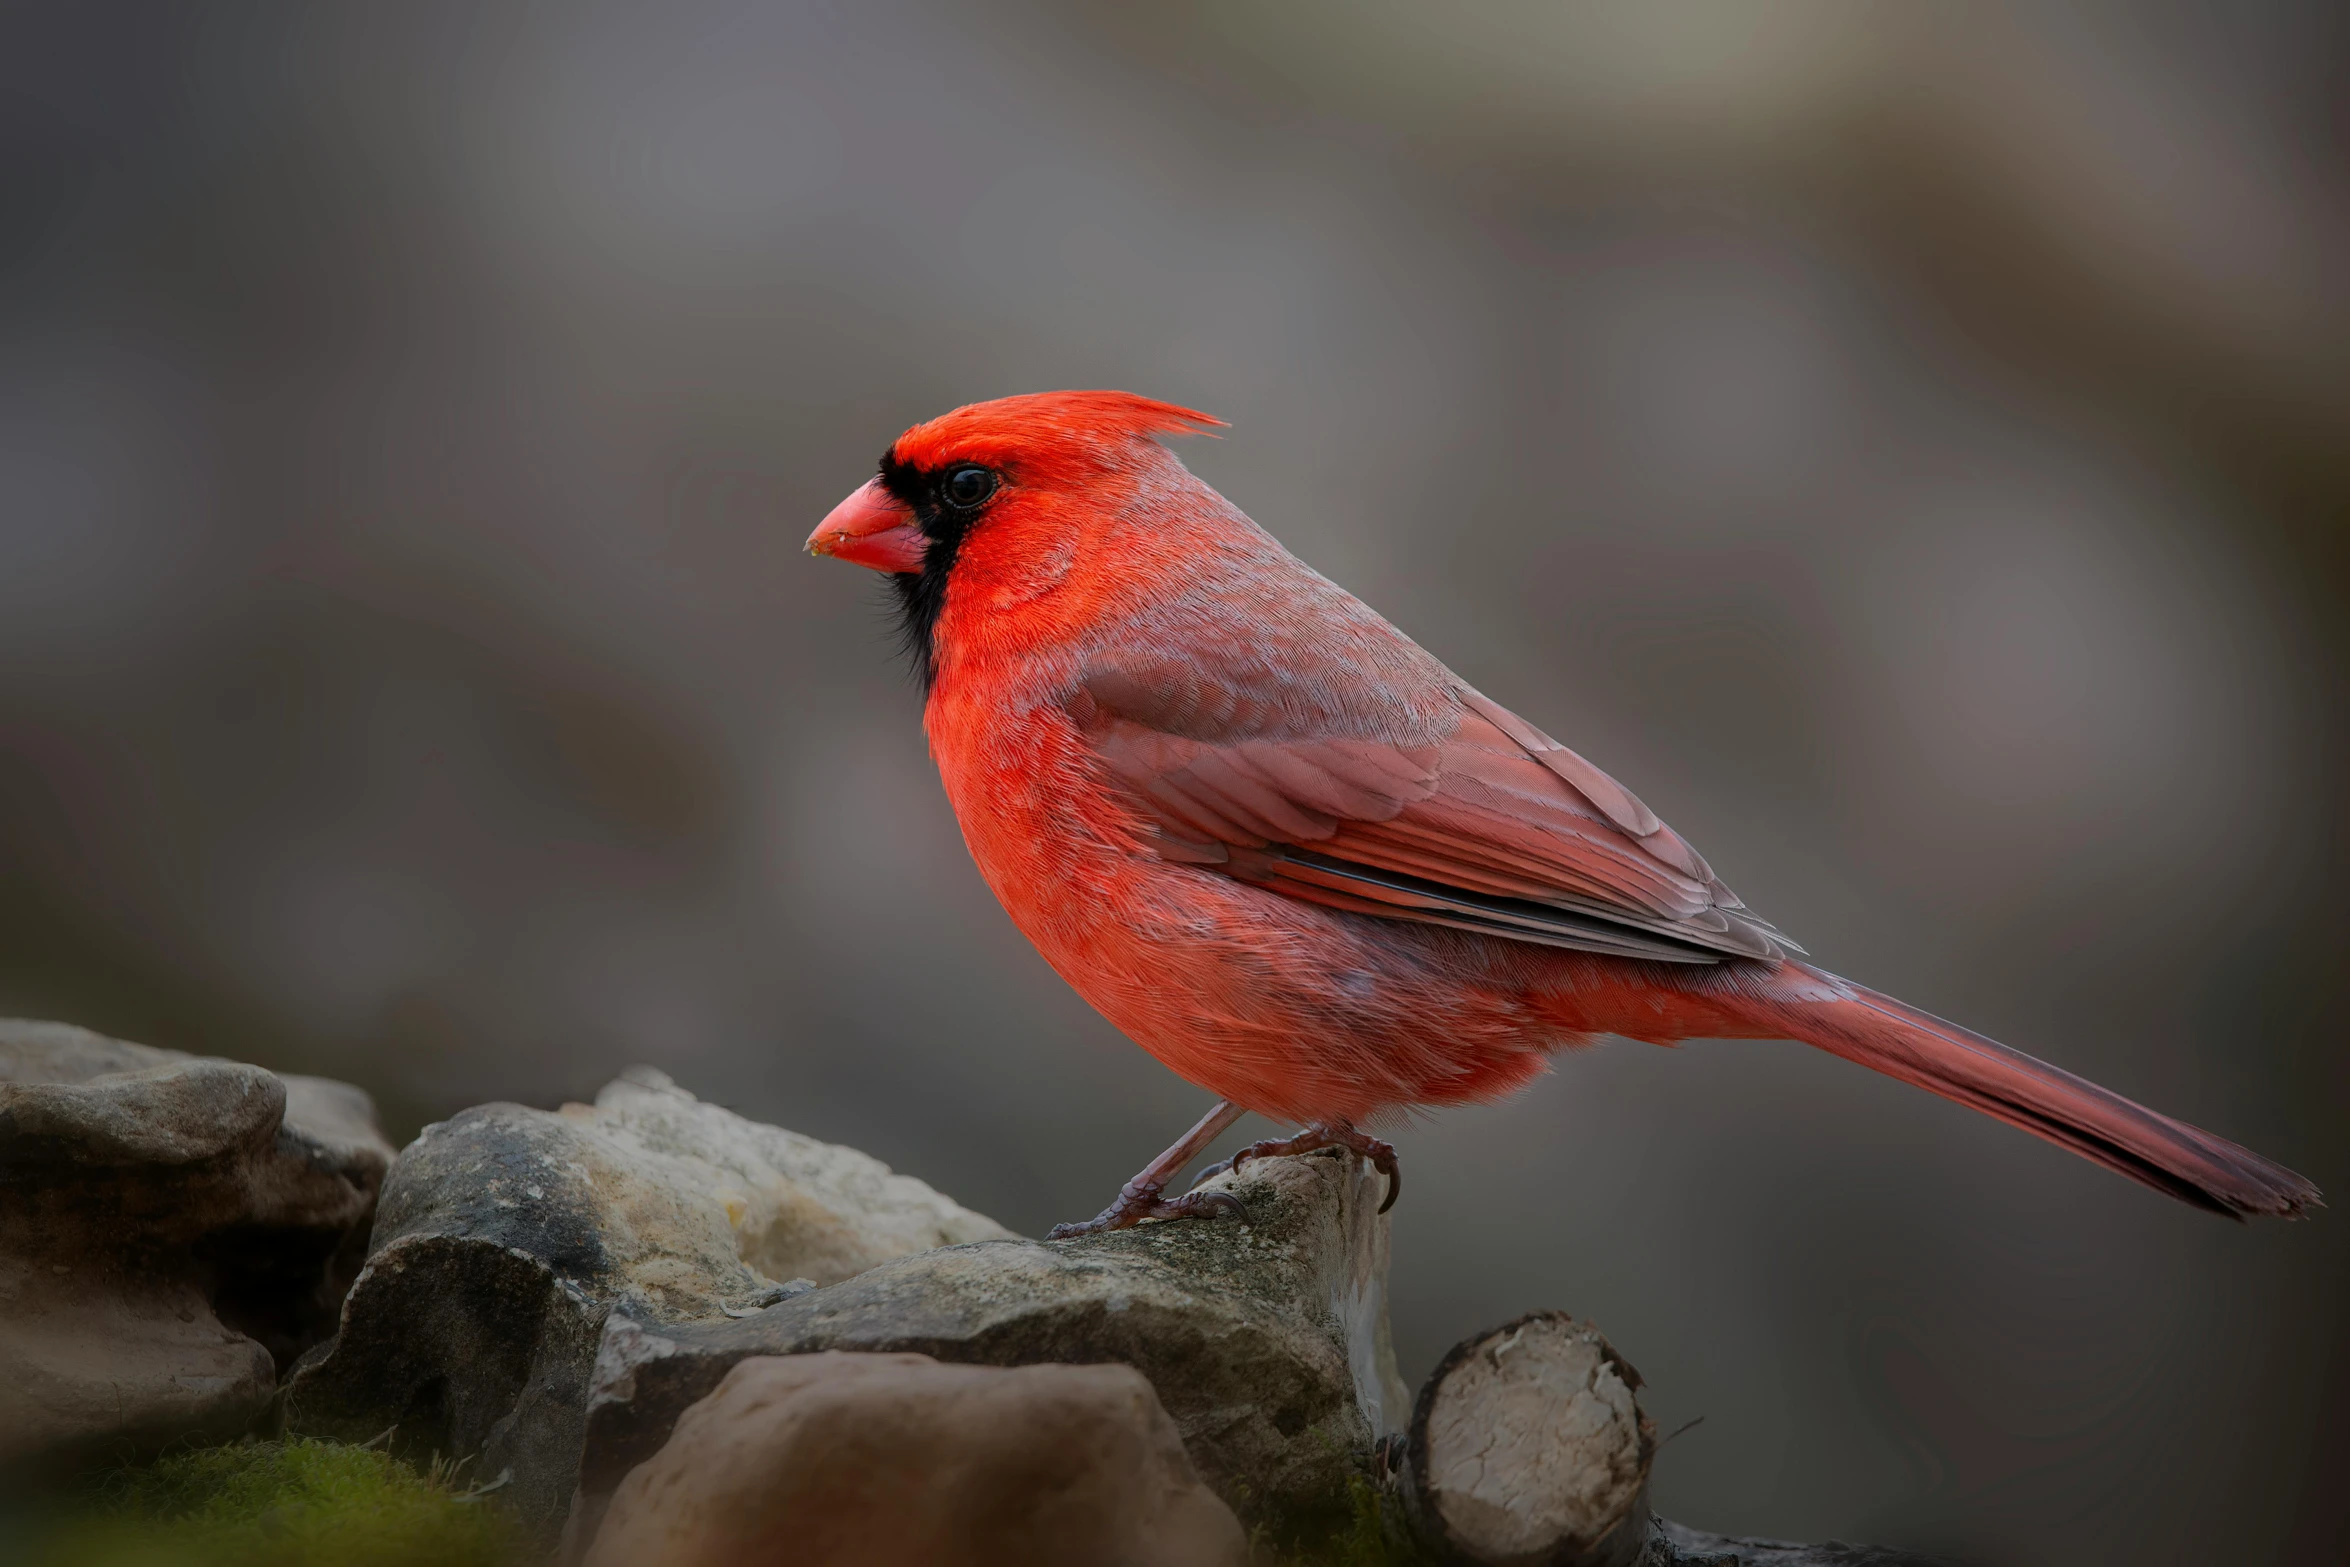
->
808, 390, 2318, 1234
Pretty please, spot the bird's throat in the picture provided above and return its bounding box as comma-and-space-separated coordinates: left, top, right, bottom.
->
878, 454, 972, 690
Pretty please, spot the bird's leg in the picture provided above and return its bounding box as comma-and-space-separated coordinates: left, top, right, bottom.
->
1046, 1099, 1250, 1239
1220, 1120, 1401, 1214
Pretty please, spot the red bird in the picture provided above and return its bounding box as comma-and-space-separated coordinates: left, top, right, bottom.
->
808, 390, 2318, 1235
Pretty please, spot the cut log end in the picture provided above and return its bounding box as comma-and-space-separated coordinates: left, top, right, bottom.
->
1406, 1311, 1656, 1567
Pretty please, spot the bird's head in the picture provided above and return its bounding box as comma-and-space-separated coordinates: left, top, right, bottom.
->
806, 390, 1225, 683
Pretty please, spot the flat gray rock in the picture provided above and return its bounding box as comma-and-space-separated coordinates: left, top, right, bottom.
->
0, 1019, 394, 1468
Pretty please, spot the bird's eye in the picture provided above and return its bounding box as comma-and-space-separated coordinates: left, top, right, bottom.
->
942, 465, 996, 509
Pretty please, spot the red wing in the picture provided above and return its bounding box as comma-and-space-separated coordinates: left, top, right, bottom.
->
1071, 671, 1794, 964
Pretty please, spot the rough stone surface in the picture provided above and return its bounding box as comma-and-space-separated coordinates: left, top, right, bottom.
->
281, 1067, 1008, 1530
582, 1351, 1247, 1567
571, 1145, 1406, 1542
0, 1019, 393, 1469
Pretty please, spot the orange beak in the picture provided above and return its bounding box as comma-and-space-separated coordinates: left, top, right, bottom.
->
806, 478, 926, 574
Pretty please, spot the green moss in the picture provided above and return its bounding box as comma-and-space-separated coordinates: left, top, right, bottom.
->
19, 1435, 1422, 1567
1255, 1474, 1437, 1567
23, 1438, 524, 1567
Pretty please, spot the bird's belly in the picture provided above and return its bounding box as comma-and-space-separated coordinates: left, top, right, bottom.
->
953, 765, 1562, 1120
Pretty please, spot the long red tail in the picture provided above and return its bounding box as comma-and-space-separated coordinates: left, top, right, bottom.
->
1752, 965, 2319, 1219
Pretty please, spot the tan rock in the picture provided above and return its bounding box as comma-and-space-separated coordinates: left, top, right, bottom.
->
583, 1352, 1247, 1567
573, 1066, 1013, 1297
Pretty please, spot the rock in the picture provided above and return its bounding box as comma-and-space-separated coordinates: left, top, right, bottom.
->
570, 1143, 1406, 1546
1403, 1312, 1655, 1567
581, 1352, 1248, 1567
281, 1067, 1009, 1531
0, 1019, 393, 1470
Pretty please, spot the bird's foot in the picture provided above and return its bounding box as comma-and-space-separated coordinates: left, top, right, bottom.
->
1046, 1099, 1250, 1239
1224, 1121, 1401, 1213
1046, 1177, 1247, 1239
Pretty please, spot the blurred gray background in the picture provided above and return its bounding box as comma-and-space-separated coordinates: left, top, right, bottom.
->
2, 4, 2343, 1561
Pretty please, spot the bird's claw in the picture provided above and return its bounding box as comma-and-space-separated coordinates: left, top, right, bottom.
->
1047, 1181, 1247, 1239
1183, 1187, 1248, 1222
1046, 1107, 1400, 1238
1226, 1122, 1402, 1214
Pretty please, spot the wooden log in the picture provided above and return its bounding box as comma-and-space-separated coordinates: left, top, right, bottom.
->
1404, 1311, 1656, 1567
